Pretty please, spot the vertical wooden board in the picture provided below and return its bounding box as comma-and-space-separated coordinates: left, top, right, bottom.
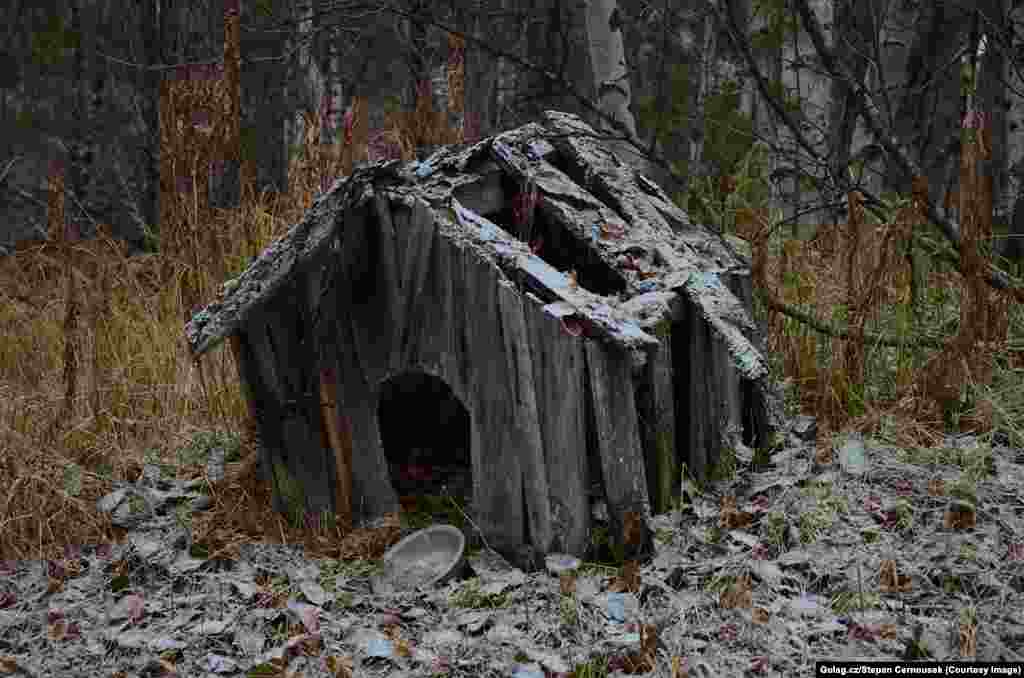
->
228, 332, 264, 472
693, 324, 711, 480
692, 303, 742, 475
407, 225, 453, 374
710, 342, 727, 472
683, 306, 744, 481
434, 234, 461, 394
246, 316, 286, 405
639, 334, 676, 515
746, 376, 783, 449
463, 254, 524, 554
496, 282, 552, 554
665, 298, 696, 482
339, 204, 394, 387
688, 305, 712, 481
722, 268, 768, 354
260, 290, 335, 517
703, 326, 724, 476
723, 268, 782, 449
306, 248, 357, 524
305, 258, 322, 314
584, 342, 650, 553
419, 236, 473, 481
234, 327, 286, 507
389, 201, 413, 282
716, 335, 743, 447
394, 201, 438, 367
525, 304, 589, 555
267, 279, 310, 396
447, 240, 474, 397
372, 191, 404, 373
333, 288, 399, 520
337, 203, 372, 301
319, 364, 353, 531
277, 415, 334, 517
245, 314, 296, 506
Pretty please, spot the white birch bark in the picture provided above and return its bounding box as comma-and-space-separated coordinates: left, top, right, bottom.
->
584, 0, 652, 177
285, 1, 318, 156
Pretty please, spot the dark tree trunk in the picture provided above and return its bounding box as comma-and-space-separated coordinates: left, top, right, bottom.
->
240, 0, 287, 195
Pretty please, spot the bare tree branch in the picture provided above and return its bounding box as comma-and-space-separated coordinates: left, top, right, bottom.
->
377, 2, 688, 190
718, 0, 1022, 298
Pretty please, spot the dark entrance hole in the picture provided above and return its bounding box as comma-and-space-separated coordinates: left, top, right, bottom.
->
377, 371, 473, 521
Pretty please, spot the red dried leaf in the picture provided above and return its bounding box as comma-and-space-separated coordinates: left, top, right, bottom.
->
561, 316, 583, 337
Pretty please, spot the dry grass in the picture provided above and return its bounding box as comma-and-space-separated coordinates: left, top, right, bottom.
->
0, 17, 469, 562
739, 112, 1024, 446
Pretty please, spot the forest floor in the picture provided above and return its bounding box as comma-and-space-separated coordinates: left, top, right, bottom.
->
1, 417, 1021, 677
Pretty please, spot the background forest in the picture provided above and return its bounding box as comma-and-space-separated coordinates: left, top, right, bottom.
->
2, 0, 1024, 567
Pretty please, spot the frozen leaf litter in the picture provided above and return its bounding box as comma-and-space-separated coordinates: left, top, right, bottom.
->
1, 426, 1023, 675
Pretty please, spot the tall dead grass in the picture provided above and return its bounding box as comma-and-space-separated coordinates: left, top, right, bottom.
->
738, 104, 1020, 448
0, 8, 471, 560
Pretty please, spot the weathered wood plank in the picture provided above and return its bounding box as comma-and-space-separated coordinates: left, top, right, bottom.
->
395, 200, 440, 369
335, 302, 399, 520
540, 111, 678, 242
261, 285, 335, 518
330, 200, 402, 520
676, 297, 709, 481
463, 254, 524, 554
319, 366, 352, 531
487, 130, 637, 284
231, 328, 284, 497
339, 202, 392, 389
344, 385, 400, 521
541, 111, 746, 269
451, 197, 660, 355
525, 300, 590, 555
584, 341, 651, 556
445, 231, 474, 401
637, 333, 677, 514
497, 281, 553, 554
371, 189, 404, 374
673, 289, 745, 483
679, 271, 768, 381
405, 230, 467, 415
227, 333, 265, 477
243, 308, 316, 517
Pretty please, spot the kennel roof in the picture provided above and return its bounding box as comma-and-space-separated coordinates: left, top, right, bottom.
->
185, 110, 767, 380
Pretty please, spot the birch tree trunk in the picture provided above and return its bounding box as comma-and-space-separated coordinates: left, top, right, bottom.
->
584, 0, 651, 176
314, 0, 343, 145
284, 0, 319, 164
1002, 3, 1024, 263
689, 7, 717, 186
